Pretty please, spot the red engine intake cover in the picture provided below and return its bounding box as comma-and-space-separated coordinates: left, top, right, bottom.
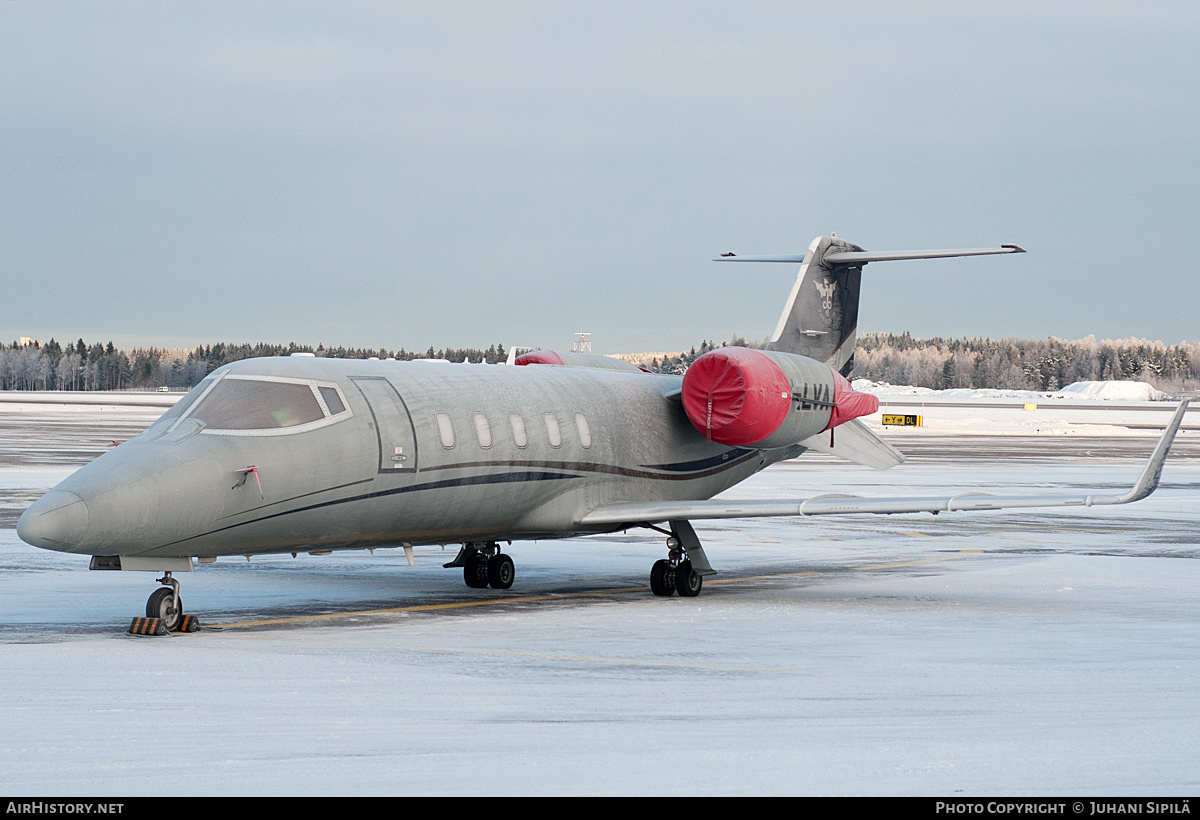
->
514, 349, 565, 366
826, 369, 880, 431
681, 348, 792, 445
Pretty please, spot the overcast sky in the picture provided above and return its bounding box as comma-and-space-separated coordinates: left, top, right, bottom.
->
3, 1, 1198, 354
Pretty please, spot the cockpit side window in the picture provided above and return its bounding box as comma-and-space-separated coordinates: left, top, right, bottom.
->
178, 375, 353, 436
318, 386, 345, 415
147, 375, 217, 432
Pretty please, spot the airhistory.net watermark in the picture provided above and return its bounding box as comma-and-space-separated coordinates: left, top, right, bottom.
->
6, 805, 123, 815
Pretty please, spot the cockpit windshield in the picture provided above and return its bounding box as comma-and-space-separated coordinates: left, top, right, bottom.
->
171, 374, 352, 436
192, 379, 324, 430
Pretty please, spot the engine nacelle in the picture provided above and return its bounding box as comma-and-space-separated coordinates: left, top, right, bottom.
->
681, 347, 878, 448
514, 350, 646, 373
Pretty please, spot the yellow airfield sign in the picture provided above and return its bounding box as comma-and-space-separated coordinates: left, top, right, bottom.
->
882, 414, 923, 427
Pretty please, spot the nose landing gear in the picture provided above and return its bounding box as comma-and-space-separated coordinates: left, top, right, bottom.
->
146, 584, 182, 631
130, 572, 201, 635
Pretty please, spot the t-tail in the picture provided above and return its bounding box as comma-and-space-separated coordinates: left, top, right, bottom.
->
716, 235, 1026, 377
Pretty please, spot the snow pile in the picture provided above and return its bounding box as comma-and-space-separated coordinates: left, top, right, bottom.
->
1053, 381, 1168, 401
853, 381, 1045, 401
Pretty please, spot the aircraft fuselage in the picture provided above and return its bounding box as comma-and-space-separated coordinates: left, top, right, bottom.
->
19, 356, 816, 560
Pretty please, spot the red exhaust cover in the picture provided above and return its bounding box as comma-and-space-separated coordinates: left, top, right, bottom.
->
825, 369, 879, 430
514, 349, 565, 366
681, 348, 791, 445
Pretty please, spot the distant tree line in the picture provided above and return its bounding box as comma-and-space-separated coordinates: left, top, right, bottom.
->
0, 339, 509, 391
643, 337, 754, 375
3, 334, 1196, 394
852, 333, 1200, 394
637, 333, 1200, 395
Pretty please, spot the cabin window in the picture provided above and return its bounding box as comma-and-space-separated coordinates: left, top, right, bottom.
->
544, 412, 562, 448
473, 412, 492, 449
510, 414, 528, 448
436, 412, 456, 449
575, 413, 592, 448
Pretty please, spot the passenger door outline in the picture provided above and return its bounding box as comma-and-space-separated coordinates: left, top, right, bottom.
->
350, 377, 419, 474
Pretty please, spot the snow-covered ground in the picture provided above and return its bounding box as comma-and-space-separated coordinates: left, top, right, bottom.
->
850, 380, 1187, 438
855, 378, 1170, 403
1, 393, 1198, 795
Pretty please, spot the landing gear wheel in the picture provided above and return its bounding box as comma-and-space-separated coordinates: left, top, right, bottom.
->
650, 559, 676, 596
146, 587, 183, 631
487, 553, 515, 589
464, 553, 489, 588
675, 560, 702, 597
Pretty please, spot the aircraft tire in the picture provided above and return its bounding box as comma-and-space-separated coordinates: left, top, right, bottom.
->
464, 554, 489, 588
675, 561, 702, 597
650, 560, 675, 597
146, 587, 183, 631
487, 554, 515, 589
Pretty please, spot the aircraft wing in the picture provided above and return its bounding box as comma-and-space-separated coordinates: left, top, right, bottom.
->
579, 400, 1188, 527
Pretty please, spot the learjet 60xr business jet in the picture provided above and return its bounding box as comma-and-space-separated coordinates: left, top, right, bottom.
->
17, 234, 1189, 630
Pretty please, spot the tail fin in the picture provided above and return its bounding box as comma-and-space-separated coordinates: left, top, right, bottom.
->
764, 235, 865, 376
715, 236, 1026, 378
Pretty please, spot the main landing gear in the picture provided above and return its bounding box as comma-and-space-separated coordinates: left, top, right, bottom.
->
445, 542, 515, 590
649, 520, 715, 598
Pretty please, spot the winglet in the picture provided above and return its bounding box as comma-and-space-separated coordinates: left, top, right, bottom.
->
1114, 399, 1189, 503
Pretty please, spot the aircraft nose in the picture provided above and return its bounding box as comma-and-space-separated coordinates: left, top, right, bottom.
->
17, 490, 90, 552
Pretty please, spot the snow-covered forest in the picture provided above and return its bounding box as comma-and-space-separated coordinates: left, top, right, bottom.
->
633, 334, 1200, 395
852, 333, 1199, 394
0, 339, 510, 391
2, 334, 1197, 394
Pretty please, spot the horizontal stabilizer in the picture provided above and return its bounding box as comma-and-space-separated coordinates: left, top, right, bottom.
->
713, 254, 808, 263
824, 245, 1026, 264
714, 245, 1025, 265
579, 401, 1188, 527
798, 418, 905, 471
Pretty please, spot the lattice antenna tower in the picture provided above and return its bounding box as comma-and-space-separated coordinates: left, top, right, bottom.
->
572, 332, 591, 353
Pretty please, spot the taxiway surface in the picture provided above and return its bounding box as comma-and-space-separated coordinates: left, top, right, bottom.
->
1, 399, 1197, 795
